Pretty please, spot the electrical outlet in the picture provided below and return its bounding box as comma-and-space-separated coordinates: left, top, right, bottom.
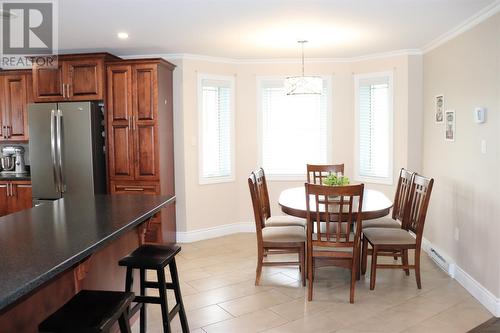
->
454, 228, 460, 241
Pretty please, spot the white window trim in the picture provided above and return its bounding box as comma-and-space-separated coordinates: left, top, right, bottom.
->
256, 75, 333, 181
353, 71, 394, 185
197, 73, 236, 185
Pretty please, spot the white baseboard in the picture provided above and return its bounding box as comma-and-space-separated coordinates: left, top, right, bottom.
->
454, 265, 500, 317
176, 222, 255, 243
422, 237, 500, 317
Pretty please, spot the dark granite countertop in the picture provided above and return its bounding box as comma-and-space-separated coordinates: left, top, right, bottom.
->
0, 172, 31, 181
0, 194, 175, 312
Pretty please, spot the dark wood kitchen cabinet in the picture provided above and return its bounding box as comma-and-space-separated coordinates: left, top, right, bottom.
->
0, 180, 32, 217
32, 53, 120, 102
107, 59, 176, 243
0, 183, 8, 216
0, 70, 32, 141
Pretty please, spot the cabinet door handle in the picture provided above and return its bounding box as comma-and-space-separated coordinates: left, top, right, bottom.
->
133, 116, 136, 130
67, 84, 71, 99
8, 183, 12, 197
123, 187, 144, 191
7, 126, 11, 138
62, 84, 65, 98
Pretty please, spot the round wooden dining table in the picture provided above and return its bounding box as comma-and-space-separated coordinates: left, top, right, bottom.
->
279, 187, 393, 220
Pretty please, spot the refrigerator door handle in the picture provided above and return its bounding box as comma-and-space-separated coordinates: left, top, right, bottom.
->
56, 109, 66, 193
50, 109, 61, 193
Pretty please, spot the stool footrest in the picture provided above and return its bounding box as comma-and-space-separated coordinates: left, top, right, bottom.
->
143, 280, 175, 289
135, 295, 162, 305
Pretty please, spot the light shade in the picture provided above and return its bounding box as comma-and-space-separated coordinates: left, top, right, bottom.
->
284, 76, 323, 95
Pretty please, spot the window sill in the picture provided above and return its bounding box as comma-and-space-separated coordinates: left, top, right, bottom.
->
199, 176, 235, 185
265, 174, 307, 182
354, 175, 393, 186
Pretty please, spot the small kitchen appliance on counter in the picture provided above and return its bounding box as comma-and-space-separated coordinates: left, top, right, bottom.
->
0, 146, 27, 174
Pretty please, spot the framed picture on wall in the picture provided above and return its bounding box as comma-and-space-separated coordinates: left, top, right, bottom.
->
445, 110, 455, 142
435, 95, 444, 123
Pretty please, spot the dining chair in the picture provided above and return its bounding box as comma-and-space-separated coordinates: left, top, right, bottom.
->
361, 168, 414, 264
305, 182, 365, 303
248, 172, 306, 286
306, 164, 345, 185
253, 168, 306, 228
362, 168, 414, 229
361, 174, 434, 290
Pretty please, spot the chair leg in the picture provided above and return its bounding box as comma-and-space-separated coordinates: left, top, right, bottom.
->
402, 249, 410, 276
255, 247, 264, 286
124, 267, 133, 292
307, 253, 313, 301
356, 244, 361, 281
139, 268, 147, 333
157, 268, 172, 333
169, 258, 190, 333
124, 267, 134, 324
350, 259, 357, 304
300, 244, 306, 287
370, 246, 378, 290
415, 249, 422, 289
361, 237, 368, 275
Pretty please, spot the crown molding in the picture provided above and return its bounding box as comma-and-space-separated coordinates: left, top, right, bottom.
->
422, 0, 500, 53
121, 49, 422, 65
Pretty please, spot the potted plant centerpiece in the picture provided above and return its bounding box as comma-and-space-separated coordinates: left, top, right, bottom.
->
323, 173, 350, 186
322, 173, 350, 201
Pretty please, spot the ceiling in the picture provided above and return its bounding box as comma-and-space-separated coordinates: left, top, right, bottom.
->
57, 0, 496, 59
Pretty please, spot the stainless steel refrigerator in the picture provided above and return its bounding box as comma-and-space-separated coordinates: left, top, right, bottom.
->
28, 102, 106, 200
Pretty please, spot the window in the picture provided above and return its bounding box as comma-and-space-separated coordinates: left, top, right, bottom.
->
258, 77, 331, 179
198, 74, 235, 184
354, 72, 393, 184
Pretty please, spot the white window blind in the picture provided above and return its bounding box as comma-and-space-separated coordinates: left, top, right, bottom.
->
198, 75, 234, 184
355, 74, 393, 183
259, 78, 330, 178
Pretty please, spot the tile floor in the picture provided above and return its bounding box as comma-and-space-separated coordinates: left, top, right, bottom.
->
131, 233, 492, 333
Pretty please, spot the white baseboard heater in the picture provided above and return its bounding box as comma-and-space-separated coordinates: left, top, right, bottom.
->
429, 247, 452, 276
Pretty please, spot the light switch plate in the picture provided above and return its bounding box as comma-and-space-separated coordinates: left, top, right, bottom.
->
474, 107, 486, 123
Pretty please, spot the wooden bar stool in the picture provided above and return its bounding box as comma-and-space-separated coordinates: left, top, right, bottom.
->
119, 244, 189, 333
39, 290, 134, 333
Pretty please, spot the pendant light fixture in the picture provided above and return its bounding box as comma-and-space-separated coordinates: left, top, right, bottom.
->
284, 40, 322, 95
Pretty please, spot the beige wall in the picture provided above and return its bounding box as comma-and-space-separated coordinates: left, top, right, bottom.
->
171, 54, 423, 233
422, 13, 500, 297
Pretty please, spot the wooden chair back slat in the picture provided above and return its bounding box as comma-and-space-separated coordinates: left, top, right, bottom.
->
307, 164, 345, 185
306, 183, 364, 250
404, 174, 434, 241
248, 173, 263, 238
252, 168, 271, 227
392, 168, 415, 222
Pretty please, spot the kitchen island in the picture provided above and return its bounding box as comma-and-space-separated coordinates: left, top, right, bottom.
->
0, 194, 175, 332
